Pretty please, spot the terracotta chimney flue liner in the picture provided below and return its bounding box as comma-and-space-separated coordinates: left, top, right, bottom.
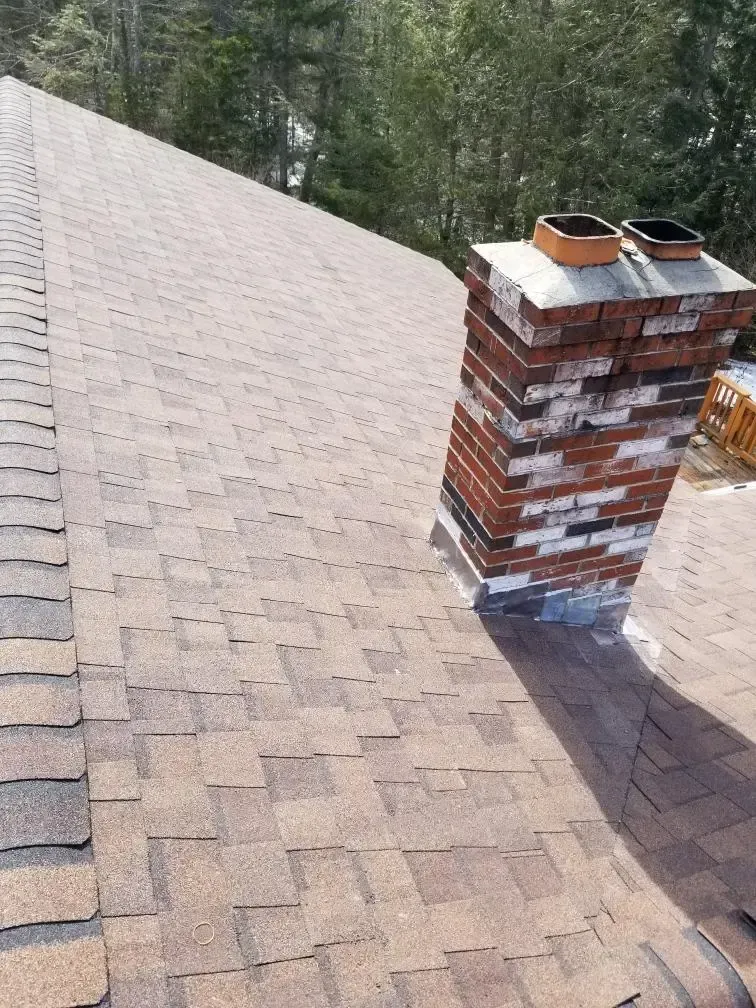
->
621, 219, 705, 261
533, 213, 623, 268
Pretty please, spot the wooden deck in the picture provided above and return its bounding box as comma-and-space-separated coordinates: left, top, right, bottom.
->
678, 433, 756, 491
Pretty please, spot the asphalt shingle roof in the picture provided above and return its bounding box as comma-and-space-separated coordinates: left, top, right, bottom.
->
0, 75, 754, 1008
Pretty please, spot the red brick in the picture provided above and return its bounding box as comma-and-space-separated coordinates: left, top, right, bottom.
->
471, 378, 504, 420
642, 494, 672, 512
583, 557, 644, 578
585, 458, 636, 478
601, 297, 661, 320
620, 499, 669, 524
540, 432, 596, 452
627, 478, 676, 500
598, 500, 645, 518
678, 346, 723, 366
615, 334, 661, 356
464, 269, 493, 307
490, 486, 553, 514
641, 508, 664, 523
550, 571, 599, 590
561, 319, 625, 344
594, 426, 649, 446
520, 297, 601, 328
618, 573, 639, 587
697, 307, 753, 331
629, 402, 682, 421
462, 346, 490, 386
467, 417, 497, 459
734, 288, 756, 309
459, 444, 493, 492
556, 544, 607, 563
620, 350, 680, 373
558, 477, 606, 497
606, 467, 655, 488
464, 308, 492, 347
658, 295, 682, 314
564, 444, 617, 465
655, 464, 680, 480
480, 515, 545, 538
510, 554, 563, 575
532, 559, 584, 580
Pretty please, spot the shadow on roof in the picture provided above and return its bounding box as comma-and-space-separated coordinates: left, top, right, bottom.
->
479, 613, 756, 1007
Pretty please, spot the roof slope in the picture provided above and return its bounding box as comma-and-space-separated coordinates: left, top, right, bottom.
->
0, 76, 754, 1007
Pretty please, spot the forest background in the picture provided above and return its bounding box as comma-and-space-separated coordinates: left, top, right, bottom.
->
3, 0, 754, 353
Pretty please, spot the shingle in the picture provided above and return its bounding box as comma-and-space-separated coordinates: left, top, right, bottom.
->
0, 560, 68, 600
0, 636, 76, 676
272, 797, 341, 850
0, 528, 65, 568
253, 957, 330, 1008
79, 676, 129, 720
0, 675, 79, 727
0, 468, 60, 499
391, 969, 465, 1008
101, 916, 170, 1008
172, 971, 255, 1008
0, 932, 108, 1008
372, 900, 446, 972
236, 904, 312, 965
221, 841, 298, 908
0, 496, 63, 530
90, 801, 156, 915
0, 597, 72, 640
317, 941, 400, 1008
0, 445, 56, 471
196, 730, 265, 787
140, 779, 216, 839
0, 724, 84, 781
0, 778, 89, 849
0, 862, 98, 928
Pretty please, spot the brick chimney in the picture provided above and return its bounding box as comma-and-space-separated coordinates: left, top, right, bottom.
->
431, 216, 755, 629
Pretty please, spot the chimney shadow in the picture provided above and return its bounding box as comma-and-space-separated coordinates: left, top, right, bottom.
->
476, 610, 756, 992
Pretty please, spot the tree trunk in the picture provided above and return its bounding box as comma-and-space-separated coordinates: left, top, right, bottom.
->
484, 128, 503, 234
300, 12, 347, 204
300, 76, 328, 203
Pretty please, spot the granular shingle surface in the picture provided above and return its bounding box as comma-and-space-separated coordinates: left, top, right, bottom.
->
0, 74, 754, 1007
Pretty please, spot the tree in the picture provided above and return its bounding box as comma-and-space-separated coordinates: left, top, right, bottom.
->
26, 1, 109, 112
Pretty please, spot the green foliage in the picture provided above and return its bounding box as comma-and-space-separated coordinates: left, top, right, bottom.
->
26, 2, 108, 111
3, 0, 755, 353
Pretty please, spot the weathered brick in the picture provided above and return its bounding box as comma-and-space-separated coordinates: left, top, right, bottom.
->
507, 451, 563, 476
697, 307, 753, 331
437, 240, 752, 615
604, 386, 659, 409
679, 292, 736, 312
553, 358, 612, 381
642, 312, 700, 336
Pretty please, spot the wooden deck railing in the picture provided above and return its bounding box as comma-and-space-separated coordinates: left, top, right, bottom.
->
698, 373, 756, 466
